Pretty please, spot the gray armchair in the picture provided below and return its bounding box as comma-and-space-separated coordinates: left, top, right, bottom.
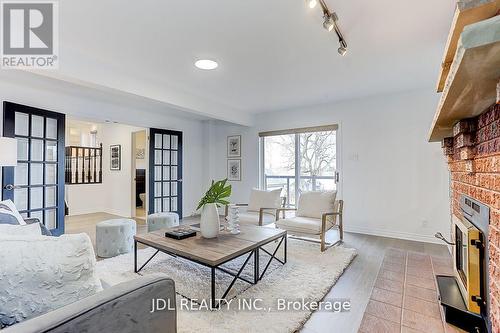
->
3, 274, 177, 333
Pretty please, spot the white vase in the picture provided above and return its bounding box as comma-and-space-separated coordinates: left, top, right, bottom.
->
200, 203, 220, 238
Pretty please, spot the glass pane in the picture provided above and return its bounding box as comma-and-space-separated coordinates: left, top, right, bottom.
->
45, 164, 57, 184
30, 210, 43, 223
154, 198, 161, 213
171, 151, 178, 165
163, 150, 170, 165
154, 150, 162, 164
154, 182, 162, 197
31, 139, 44, 161
299, 131, 336, 192
14, 163, 28, 186
163, 135, 170, 149
45, 209, 56, 229
163, 182, 170, 197
20, 212, 28, 219
163, 198, 170, 212
171, 182, 177, 196
46, 141, 57, 161
14, 188, 28, 211
171, 136, 178, 149
30, 163, 43, 185
46, 118, 57, 139
31, 115, 44, 137
154, 134, 162, 149
17, 138, 28, 160
263, 134, 296, 206
15, 112, 29, 136
170, 166, 177, 180
154, 166, 162, 181
45, 186, 56, 207
171, 197, 177, 212
30, 187, 43, 209
162, 166, 170, 180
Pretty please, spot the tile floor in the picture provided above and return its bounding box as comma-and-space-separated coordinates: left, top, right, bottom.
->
358, 248, 467, 333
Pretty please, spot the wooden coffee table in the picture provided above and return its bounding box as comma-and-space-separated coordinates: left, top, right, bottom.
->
134, 223, 287, 309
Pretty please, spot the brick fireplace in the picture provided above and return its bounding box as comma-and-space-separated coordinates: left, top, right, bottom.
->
444, 104, 500, 332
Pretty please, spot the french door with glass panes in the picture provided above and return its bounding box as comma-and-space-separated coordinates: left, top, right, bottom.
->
148, 128, 182, 217
2, 102, 65, 235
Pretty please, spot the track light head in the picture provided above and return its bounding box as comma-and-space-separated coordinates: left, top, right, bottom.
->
306, 0, 317, 9
338, 46, 347, 56
323, 14, 334, 32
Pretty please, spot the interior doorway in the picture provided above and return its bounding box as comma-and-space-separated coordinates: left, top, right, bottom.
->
132, 130, 147, 221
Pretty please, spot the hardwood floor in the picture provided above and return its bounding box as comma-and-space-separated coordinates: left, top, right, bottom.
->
64, 212, 450, 332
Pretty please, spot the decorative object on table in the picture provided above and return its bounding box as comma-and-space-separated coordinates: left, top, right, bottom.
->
226, 204, 241, 234
164, 226, 196, 240
227, 135, 241, 157
96, 219, 136, 257
110, 144, 121, 170
497, 78, 500, 104
197, 179, 232, 238
0, 137, 17, 166
147, 212, 179, 232
227, 159, 241, 181
135, 148, 145, 159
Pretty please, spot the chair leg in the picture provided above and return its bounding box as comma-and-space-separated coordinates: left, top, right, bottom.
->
321, 215, 327, 252
320, 231, 326, 252
339, 214, 344, 241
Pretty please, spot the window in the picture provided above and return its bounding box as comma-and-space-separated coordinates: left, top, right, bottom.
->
260, 125, 338, 207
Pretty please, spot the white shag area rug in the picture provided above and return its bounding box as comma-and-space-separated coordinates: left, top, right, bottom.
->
96, 239, 356, 333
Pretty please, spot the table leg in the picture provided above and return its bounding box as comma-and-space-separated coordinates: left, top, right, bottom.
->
254, 248, 259, 283
211, 267, 216, 309
134, 240, 137, 273
284, 234, 287, 264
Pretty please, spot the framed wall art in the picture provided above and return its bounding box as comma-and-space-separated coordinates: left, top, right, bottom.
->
227, 159, 241, 181
227, 135, 241, 158
110, 144, 121, 170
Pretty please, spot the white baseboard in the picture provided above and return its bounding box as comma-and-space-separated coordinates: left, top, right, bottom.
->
344, 225, 443, 245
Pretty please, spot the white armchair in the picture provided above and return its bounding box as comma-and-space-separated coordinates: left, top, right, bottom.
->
224, 188, 285, 226
275, 191, 343, 252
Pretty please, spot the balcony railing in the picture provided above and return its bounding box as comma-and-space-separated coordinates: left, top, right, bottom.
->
264, 174, 335, 207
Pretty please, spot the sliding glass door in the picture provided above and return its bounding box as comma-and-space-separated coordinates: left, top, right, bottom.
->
261, 126, 338, 207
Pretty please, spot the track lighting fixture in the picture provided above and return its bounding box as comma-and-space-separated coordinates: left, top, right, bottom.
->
307, 0, 348, 56
323, 14, 334, 32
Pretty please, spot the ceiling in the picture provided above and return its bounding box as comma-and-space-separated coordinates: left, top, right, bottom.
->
31, 0, 455, 125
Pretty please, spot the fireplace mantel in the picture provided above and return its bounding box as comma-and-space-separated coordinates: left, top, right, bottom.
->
428, 15, 500, 142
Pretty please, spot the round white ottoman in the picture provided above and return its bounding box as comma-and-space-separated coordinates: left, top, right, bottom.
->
96, 219, 136, 258
147, 212, 179, 232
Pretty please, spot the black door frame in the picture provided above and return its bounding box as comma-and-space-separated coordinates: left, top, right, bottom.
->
148, 128, 183, 217
2, 102, 66, 235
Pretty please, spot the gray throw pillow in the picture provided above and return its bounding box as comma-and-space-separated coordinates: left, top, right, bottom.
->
0, 210, 21, 225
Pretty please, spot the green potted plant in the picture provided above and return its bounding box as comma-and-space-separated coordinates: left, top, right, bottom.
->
197, 179, 232, 238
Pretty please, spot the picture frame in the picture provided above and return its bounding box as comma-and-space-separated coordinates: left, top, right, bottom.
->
227, 159, 241, 181
227, 135, 241, 158
110, 144, 121, 170
135, 148, 145, 160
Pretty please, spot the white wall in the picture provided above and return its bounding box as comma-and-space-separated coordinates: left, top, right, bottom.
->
0, 76, 207, 218
65, 122, 144, 217
207, 89, 451, 243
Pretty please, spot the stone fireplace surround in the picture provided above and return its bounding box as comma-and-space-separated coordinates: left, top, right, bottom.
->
444, 103, 500, 332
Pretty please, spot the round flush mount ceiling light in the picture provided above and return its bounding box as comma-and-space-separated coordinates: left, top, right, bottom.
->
306, 0, 317, 9
195, 59, 218, 70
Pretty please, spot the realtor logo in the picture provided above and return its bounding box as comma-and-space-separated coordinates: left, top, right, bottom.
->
1, 1, 58, 68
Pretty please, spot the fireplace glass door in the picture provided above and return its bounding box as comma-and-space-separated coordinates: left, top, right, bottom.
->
455, 225, 468, 287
